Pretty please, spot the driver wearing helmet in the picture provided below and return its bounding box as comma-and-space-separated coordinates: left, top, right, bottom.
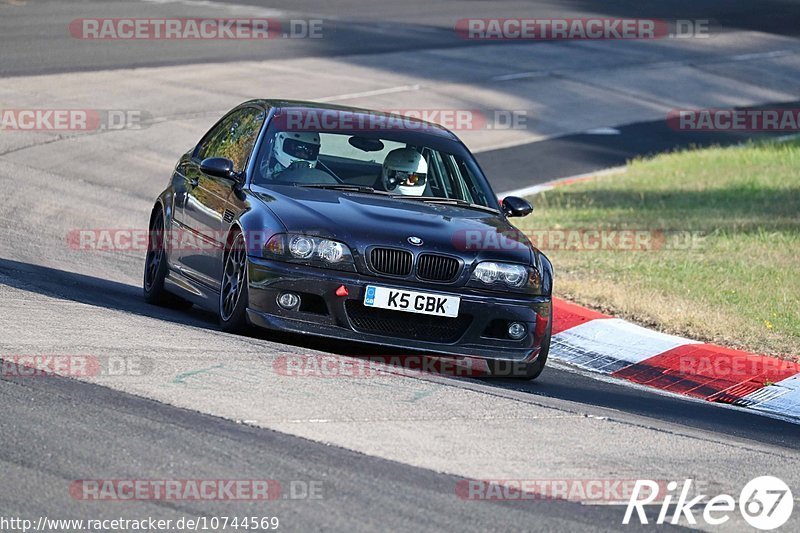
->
381, 148, 428, 196
267, 131, 321, 177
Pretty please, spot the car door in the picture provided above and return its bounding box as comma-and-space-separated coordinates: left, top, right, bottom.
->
177, 106, 266, 290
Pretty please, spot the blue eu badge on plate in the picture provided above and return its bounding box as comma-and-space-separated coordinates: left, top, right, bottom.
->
365, 286, 376, 306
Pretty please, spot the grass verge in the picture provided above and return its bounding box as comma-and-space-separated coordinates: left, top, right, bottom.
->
514, 139, 800, 360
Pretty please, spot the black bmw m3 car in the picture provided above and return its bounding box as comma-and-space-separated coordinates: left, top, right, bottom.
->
144, 100, 553, 379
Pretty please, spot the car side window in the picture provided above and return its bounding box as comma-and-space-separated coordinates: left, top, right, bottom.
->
196, 107, 266, 172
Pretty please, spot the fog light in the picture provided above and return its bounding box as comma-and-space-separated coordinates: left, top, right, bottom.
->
507, 322, 526, 340
277, 292, 300, 310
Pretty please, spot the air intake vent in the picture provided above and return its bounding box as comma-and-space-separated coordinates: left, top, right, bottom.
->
345, 301, 471, 342
369, 248, 413, 277
417, 254, 460, 282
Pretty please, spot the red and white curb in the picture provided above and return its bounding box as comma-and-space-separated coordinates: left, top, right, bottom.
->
550, 298, 800, 422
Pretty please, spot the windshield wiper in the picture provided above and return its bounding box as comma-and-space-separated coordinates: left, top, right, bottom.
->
297, 184, 392, 195
395, 196, 500, 214
316, 160, 344, 182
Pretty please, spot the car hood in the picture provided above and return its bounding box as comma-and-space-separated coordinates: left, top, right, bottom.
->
250, 185, 535, 264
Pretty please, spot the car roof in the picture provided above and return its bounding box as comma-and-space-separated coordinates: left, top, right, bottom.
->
241, 99, 460, 141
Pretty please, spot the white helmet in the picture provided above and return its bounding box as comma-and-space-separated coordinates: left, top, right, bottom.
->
382, 148, 428, 196
273, 131, 320, 173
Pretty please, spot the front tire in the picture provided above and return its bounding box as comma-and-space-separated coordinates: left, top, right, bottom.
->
219, 229, 250, 334
143, 207, 192, 310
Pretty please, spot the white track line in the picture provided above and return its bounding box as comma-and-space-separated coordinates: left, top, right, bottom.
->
498, 165, 627, 198
140, 0, 286, 15
318, 84, 422, 102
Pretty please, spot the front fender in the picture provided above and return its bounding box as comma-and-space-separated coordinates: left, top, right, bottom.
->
232, 193, 287, 255
154, 189, 174, 226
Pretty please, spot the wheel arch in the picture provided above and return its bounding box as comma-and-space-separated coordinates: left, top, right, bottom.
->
233, 202, 285, 257
538, 251, 553, 297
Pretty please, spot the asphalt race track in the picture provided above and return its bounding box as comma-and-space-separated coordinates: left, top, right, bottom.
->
1, 0, 800, 531
2, 0, 799, 76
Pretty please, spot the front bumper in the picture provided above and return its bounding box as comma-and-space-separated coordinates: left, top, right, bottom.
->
246, 257, 551, 363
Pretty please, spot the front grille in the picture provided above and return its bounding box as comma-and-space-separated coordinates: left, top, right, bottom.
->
345, 300, 472, 343
417, 253, 460, 282
369, 248, 413, 277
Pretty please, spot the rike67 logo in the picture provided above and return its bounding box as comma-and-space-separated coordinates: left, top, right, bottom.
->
624, 476, 793, 529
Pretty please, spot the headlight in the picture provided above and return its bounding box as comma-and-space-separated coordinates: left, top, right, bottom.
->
264, 233, 355, 271
288, 236, 314, 259
471, 262, 531, 289
316, 240, 347, 263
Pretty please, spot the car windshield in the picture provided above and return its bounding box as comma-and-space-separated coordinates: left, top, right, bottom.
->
251, 120, 498, 210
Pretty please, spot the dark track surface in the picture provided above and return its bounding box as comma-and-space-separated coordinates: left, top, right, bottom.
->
1, 361, 670, 532
478, 101, 800, 193
1, 0, 799, 76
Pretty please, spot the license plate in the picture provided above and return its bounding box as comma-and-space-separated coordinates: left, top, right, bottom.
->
363, 285, 460, 318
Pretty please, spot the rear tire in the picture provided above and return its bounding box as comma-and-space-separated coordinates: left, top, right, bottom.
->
487, 308, 552, 380
143, 206, 192, 310
219, 229, 250, 334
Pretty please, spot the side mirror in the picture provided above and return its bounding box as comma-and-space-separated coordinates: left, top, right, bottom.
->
200, 157, 239, 181
501, 196, 533, 217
